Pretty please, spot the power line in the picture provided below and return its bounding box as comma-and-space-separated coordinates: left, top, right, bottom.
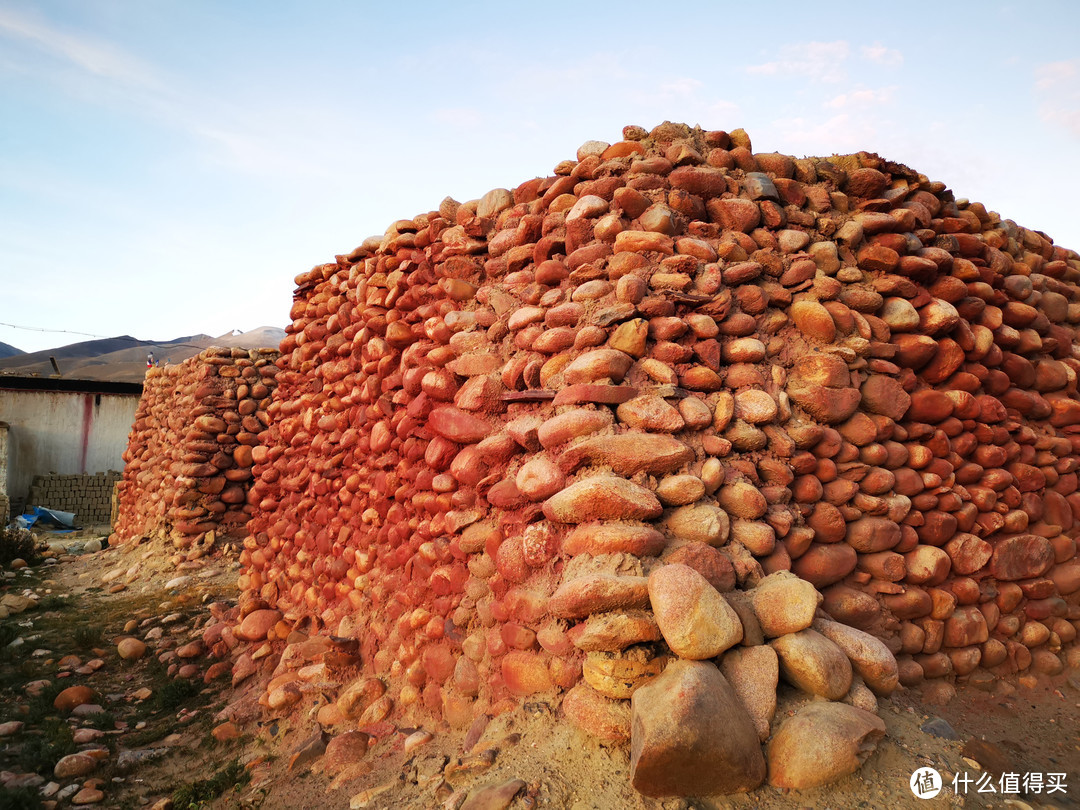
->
0, 321, 240, 354
0, 322, 112, 339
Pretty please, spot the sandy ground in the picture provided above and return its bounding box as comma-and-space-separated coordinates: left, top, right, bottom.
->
0, 531, 1077, 810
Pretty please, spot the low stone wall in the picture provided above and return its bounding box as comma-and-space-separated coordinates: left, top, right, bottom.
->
111, 347, 280, 548
27, 471, 121, 525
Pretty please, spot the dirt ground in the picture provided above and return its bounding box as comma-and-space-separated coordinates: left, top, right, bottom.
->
0, 530, 1077, 810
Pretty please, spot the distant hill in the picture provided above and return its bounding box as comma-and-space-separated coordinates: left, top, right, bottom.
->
0, 327, 285, 384
0, 342, 23, 359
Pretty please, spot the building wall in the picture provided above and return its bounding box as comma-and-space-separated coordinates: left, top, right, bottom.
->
0, 390, 139, 506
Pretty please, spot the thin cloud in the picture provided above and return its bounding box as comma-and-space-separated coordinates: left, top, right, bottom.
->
628, 78, 742, 131
1034, 59, 1080, 138
769, 112, 884, 156
860, 43, 903, 66
746, 41, 851, 83
1036, 59, 1077, 90
826, 87, 897, 109
0, 6, 159, 89
431, 107, 484, 129
0, 7, 370, 182
659, 77, 704, 97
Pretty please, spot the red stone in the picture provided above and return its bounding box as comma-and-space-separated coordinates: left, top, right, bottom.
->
708, 198, 760, 232
989, 535, 1055, 581
563, 523, 667, 557
548, 574, 651, 619
790, 544, 858, 587
501, 651, 553, 696
428, 406, 492, 444
663, 544, 736, 591
560, 434, 693, 476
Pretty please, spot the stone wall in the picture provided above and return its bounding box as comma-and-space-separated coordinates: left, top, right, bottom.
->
111, 347, 280, 548
231, 123, 1080, 794
27, 471, 121, 525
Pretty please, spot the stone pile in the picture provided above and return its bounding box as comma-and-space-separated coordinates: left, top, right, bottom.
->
111, 348, 280, 549
27, 471, 122, 526
235, 122, 1080, 795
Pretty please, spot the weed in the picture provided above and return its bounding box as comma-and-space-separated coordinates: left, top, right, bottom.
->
0, 529, 42, 567
15, 717, 75, 775
0, 625, 18, 649
35, 595, 68, 612
154, 678, 203, 713
82, 710, 116, 730
0, 784, 45, 810
171, 759, 249, 809
73, 625, 104, 649
24, 681, 65, 725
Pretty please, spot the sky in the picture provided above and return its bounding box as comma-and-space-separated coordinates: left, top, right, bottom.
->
2, 1, 1079, 354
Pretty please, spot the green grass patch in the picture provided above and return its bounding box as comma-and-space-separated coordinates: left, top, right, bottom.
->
35, 595, 69, 612
154, 677, 203, 713
0, 784, 46, 810
72, 625, 104, 649
82, 710, 116, 730
24, 681, 65, 725
0, 529, 43, 567
15, 717, 75, 775
0, 624, 18, 649
171, 758, 249, 809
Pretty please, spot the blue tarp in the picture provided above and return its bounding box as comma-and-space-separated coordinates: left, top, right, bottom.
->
14, 506, 79, 530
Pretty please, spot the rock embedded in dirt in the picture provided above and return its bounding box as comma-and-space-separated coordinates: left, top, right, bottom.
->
71, 787, 105, 805
116, 638, 147, 660
53, 685, 95, 712
562, 682, 632, 742
211, 722, 240, 741
630, 659, 765, 796
53, 753, 98, 779
767, 702, 886, 789
460, 778, 527, 810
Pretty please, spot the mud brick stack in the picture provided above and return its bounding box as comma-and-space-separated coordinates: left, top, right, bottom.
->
111, 347, 280, 548
27, 471, 121, 525
232, 122, 1080, 795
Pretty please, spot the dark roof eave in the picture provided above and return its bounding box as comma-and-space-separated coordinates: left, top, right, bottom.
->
0, 376, 143, 396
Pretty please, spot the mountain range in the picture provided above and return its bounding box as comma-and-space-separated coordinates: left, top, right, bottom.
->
0, 327, 286, 384
0, 342, 23, 360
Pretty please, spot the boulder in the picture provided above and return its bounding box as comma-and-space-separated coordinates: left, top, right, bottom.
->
662, 504, 730, 545
749, 571, 822, 637
719, 646, 778, 741
812, 618, 899, 695
663, 544, 736, 591
771, 629, 853, 699
768, 702, 886, 788
562, 683, 632, 742
648, 564, 742, 659
989, 534, 1055, 581
630, 660, 765, 796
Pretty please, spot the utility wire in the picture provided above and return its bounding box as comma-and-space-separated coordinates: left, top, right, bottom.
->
0, 321, 254, 354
